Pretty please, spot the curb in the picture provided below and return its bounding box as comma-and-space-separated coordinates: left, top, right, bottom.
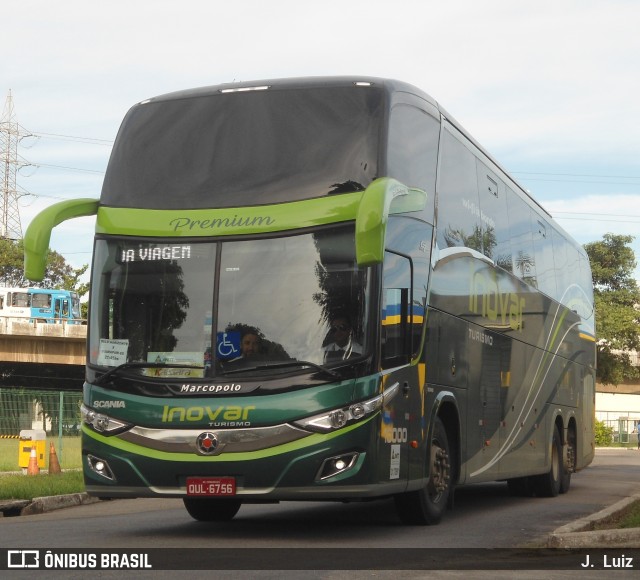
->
547, 493, 640, 548
0, 493, 100, 517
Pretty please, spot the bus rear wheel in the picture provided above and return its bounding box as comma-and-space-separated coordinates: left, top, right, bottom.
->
560, 429, 575, 494
532, 426, 562, 497
183, 497, 242, 522
394, 416, 452, 525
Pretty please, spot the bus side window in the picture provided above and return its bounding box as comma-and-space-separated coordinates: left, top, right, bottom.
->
381, 251, 413, 369
507, 189, 537, 287
476, 160, 512, 271
387, 103, 439, 224
12, 293, 30, 307
437, 127, 483, 252
534, 218, 557, 298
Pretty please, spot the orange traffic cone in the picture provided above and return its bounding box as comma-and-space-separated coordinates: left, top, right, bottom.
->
48, 442, 61, 475
27, 444, 40, 476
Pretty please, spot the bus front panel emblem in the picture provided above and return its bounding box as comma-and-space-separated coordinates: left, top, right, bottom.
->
196, 432, 219, 455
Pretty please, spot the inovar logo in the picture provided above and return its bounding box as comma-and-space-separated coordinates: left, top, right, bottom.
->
161, 404, 256, 426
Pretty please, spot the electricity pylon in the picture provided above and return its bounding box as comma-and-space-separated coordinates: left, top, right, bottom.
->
0, 90, 28, 240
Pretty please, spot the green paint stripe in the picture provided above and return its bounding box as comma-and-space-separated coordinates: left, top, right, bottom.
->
529, 307, 571, 393
95, 193, 363, 237
547, 308, 569, 352
83, 416, 374, 462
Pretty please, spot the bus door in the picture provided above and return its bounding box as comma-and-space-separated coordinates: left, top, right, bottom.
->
54, 297, 70, 323
378, 250, 423, 487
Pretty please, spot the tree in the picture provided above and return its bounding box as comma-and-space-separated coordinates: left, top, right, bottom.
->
0, 238, 89, 298
584, 233, 640, 385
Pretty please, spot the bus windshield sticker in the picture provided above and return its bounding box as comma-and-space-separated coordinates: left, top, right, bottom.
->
390, 444, 400, 479
97, 339, 129, 367
216, 331, 241, 360
145, 352, 204, 377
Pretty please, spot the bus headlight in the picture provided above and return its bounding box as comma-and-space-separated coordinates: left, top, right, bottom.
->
293, 382, 399, 433
81, 404, 132, 435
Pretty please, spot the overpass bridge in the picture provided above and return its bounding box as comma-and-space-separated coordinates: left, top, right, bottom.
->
0, 316, 86, 389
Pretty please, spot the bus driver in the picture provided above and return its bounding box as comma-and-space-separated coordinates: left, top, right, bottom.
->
323, 315, 362, 361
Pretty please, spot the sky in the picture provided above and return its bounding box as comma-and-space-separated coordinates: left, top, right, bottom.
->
4, 0, 640, 280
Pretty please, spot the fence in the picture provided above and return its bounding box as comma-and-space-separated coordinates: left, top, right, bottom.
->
596, 410, 640, 445
0, 388, 82, 438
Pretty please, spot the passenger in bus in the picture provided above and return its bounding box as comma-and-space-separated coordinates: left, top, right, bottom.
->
225, 326, 264, 363
323, 315, 362, 361
239, 330, 262, 358
221, 327, 264, 371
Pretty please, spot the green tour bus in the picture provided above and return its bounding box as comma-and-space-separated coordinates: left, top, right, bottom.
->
24, 77, 595, 524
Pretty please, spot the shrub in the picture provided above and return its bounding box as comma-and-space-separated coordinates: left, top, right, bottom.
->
595, 419, 614, 446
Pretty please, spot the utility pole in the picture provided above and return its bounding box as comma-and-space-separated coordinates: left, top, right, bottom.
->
0, 90, 28, 240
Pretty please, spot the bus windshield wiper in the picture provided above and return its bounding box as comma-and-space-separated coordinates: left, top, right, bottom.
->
93, 362, 205, 386
223, 360, 341, 380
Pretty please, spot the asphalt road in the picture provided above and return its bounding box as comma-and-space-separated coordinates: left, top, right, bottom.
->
1, 448, 639, 577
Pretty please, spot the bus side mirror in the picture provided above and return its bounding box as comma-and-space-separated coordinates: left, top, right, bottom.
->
355, 178, 426, 266
23, 198, 99, 281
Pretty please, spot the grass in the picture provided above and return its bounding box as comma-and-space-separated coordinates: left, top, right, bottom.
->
0, 436, 86, 501
0, 470, 85, 500
593, 500, 640, 530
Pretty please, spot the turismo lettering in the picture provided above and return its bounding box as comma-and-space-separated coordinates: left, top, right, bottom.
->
469, 328, 494, 346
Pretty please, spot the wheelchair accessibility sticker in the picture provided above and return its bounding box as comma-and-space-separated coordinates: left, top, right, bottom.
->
216, 331, 241, 360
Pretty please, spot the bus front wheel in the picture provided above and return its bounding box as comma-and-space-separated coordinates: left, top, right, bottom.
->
394, 416, 452, 525
183, 497, 242, 522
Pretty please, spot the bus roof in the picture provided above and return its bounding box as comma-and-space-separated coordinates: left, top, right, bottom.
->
141, 76, 438, 107
139, 77, 551, 214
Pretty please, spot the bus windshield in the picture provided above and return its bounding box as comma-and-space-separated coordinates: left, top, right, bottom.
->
101, 86, 383, 209
89, 225, 370, 379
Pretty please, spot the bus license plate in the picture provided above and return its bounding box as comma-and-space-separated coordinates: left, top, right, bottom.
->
186, 477, 236, 496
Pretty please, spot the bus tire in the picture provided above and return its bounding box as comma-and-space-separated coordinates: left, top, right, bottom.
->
394, 416, 452, 525
559, 465, 571, 494
532, 426, 562, 497
560, 429, 575, 494
183, 497, 242, 521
